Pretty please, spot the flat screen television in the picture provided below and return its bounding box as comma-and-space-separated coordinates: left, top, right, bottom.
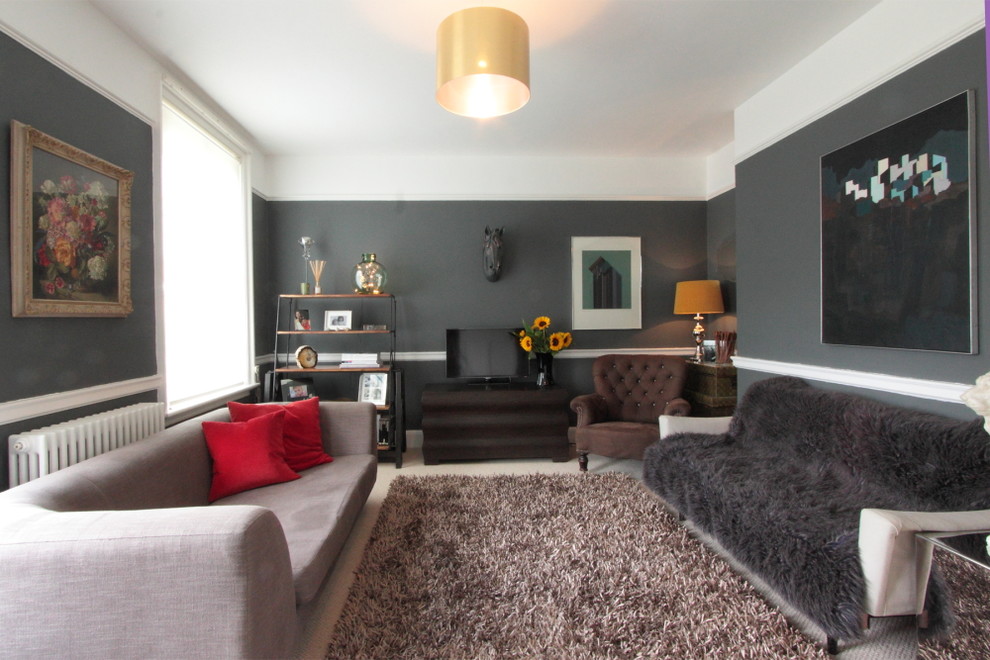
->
445, 328, 529, 383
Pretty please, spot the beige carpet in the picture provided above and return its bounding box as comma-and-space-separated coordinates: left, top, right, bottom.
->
325, 473, 829, 659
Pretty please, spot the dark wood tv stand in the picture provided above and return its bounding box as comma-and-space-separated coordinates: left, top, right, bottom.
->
421, 383, 570, 464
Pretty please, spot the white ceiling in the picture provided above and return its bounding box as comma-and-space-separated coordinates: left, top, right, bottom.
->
89, 0, 882, 160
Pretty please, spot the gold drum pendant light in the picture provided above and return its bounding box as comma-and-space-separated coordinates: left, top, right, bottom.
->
436, 7, 530, 118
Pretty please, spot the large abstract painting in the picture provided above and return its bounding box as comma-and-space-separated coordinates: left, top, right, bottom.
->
820, 91, 975, 353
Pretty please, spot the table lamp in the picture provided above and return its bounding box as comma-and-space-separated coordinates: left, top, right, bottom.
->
673, 280, 724, 362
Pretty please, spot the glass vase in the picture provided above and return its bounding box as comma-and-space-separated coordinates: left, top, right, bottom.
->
354, 253, 387, 294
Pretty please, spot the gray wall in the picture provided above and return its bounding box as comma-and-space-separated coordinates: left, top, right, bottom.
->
706, 188, 737, 334
735, 31, 988, 419
252, 192, 275, 354
265, 200, 708, 427
0, 31, 157, 488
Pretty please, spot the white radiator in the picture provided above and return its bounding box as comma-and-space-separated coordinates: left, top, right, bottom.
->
8, 402, 166, 487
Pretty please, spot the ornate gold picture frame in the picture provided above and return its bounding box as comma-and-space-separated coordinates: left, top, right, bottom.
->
10, 120, 133, 317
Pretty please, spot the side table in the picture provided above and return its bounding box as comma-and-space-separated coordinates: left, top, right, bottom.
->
913, 530, 989, 630
916, 530, 990, 570
684, 361, 737, 416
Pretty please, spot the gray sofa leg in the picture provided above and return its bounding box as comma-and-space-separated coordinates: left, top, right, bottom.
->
578, 451, 589, 472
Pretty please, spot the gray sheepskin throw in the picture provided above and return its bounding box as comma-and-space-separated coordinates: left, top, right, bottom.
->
644, 376, 990, 642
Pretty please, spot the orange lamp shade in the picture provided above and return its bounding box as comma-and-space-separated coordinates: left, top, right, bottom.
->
673, 280, 724, 315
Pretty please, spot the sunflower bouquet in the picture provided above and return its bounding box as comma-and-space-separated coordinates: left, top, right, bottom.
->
516, 316, 573, 355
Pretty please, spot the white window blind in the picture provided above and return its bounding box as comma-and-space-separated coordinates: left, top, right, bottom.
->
161, 94, 253, 413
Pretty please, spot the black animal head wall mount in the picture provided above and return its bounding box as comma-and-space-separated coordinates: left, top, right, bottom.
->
483, 226, 504, 282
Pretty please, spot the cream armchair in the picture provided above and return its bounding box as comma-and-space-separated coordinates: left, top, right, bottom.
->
858, 508, 990, 626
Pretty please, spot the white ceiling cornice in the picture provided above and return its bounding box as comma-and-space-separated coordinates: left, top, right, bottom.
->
734, 0, 984, 164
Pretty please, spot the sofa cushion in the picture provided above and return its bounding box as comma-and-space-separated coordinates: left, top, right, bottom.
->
228, 398, 334, 471
203, 410, 300, 502
213, 453, 377, 604
659, 414, 732, 438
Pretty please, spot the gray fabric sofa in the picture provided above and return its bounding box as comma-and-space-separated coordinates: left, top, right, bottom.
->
0, 400, 378, 659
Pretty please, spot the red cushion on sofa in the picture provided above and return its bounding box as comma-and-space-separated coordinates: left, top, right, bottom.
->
203, 410, 300, 502
227, 397, 333, 471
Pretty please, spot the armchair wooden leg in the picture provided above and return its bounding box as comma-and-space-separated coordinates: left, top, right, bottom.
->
578, 451, 589, 472
826, 636, 839, 655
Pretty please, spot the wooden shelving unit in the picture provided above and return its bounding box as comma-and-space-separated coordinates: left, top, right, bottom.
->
270, 293, 404, 467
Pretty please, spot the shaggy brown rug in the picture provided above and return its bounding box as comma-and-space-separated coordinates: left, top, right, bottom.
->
325, 473, 828, 659
918, 549, 990, 659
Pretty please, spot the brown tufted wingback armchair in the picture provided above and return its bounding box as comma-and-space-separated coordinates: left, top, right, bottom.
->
570, 354, 691, 471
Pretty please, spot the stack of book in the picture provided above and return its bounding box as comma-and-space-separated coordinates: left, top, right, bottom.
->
339, 353, 380, 369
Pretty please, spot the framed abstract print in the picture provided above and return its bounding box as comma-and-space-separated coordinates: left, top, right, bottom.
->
571, 236, 642, 330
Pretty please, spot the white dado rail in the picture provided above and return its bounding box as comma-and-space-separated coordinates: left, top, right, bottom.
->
731, 356, 971, 405
7, 350, 964, 428
0, 376, 163, 426
395, 347, 696, 362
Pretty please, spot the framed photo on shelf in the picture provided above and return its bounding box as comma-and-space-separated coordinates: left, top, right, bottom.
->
325, 310, 352, 331
293, 309, 311, 330
10, 120, 134, 317
280, 377, 314, 401
358, 372, 388, 406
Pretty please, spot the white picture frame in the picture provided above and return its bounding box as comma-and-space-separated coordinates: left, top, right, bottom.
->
571, 236, 642, 329
324, 310, 352, 331
358, 372, 388, 406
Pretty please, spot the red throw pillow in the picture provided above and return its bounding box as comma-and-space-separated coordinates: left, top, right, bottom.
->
227, 397, 333, 471
203, 409, 300, 502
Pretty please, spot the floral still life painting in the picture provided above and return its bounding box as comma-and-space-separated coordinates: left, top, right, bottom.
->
10, 121, 133, 317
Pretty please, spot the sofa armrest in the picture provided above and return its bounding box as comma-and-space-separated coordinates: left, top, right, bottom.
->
320, 400, 377, 456
662, 397, 691, 417
570, 393, 608, 427
659, 414, 732, 439
859, 508, 990, 618
0, 504, 296, 659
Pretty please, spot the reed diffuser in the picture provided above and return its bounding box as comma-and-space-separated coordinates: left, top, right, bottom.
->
714, 331, 737, 364
309, 260, 326, 294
